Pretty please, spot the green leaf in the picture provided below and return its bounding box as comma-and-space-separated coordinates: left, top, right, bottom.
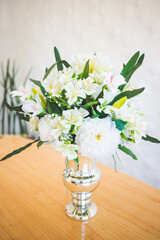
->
0, 139, 39, 161
109, 88, 145, 106
74, 156, 79, 163
43, 60, 71, 80
37, 141, 44, 149
46, 101, 62, 114
142, 134, 160, 143
115, 119, 127, 131
121, 51, 140, 78
5, 102, 23, 112
83, 100, 98, 109
54, 47, 63, 71
125, 54, 145, 83
118, 145, 137, 160
82, 59, 90, 79
18, 113, 29, 122
30, 79, 47, 96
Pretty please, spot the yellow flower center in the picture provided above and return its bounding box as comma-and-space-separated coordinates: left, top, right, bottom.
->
96, 134, 102, 141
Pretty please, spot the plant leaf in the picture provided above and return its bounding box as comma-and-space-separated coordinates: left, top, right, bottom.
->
109, 88, 145, 106
125, 54, 145, 83
46, 101, 62, 114
82, 59, 90, 79
121, 51, 140, 78
118, 145, 137, 160
0, 139, 39, 161
115, 119, 127, 131
43, 60, 71, 80
54, 47, 63, 71
142, 134, 160, 143
18, 113, 29, 121
113, 96, 127, 109
30, 79, 47, 96
5, 102, 23, 112
83, 100, 98, 109
37, 141, 44, 149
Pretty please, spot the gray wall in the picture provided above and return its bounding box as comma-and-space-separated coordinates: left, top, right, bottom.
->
0, 0, 160, 188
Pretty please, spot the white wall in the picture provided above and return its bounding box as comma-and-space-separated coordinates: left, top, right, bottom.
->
0, 0, 160, 188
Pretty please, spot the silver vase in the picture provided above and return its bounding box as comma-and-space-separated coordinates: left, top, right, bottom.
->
63, 154, 101, 221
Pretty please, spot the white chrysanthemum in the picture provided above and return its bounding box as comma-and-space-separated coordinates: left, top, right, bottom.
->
38, 116, 54, 142
76, 117, 121, 160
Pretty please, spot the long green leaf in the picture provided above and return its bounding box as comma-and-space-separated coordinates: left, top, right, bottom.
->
30, 79, 47, 96
5, 102, 23, 112
0, 139, 39, 161
82, 59, 90, 79
125, 54, 145, 83
118, 145, 137, 160
142, 134, 160, 143
43, 60, 71, 80
109, 88, 145, 106
54, 47, 63, 71
121, 51, 140, 77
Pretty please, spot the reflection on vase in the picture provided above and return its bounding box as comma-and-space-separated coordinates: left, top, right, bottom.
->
63, 153, 101, 220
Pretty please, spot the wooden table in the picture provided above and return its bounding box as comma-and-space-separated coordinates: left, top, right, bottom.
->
0, 137, 160, 240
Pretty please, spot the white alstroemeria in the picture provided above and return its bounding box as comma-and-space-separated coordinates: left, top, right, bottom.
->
22, 93, 44, 116
62, 108, 89, 131
38, 115, 54, 142
90, 71, 108, 85
97, 89, 115, 112
65, 80, 86, 105
29, 116, 39, 131
42, 67, 74, 97
76, 117, 121, 160
55, 141, 78, 160
114, 99, 147, 143
11, 80, 39, 101
72, 54, 90, 74
83, 77, 98, 95
50, 116, 70, 140
107, 73, 125, 94
90, 54, 114, 73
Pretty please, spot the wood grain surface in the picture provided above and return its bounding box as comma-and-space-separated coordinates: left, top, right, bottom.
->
0, 137, 160, 240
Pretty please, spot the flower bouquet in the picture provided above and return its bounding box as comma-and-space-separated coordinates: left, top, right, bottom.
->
1, 47, 159, 220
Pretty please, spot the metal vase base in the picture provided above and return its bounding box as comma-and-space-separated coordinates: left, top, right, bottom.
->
65, 192, 97, 220
63, 154, 101, 221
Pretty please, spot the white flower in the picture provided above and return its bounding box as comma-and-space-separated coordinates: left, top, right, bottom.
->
50, 116, 70, 140
83, 77, 98, 95
29, 116, 39, 131
76, 117, 121, 160
38, 116, 54, 142
97, 89, 115, 112
62, 108, 89, 131
115, 99, 147, 143
42, 67, 73, 97
65, 80, 86, 105
11, 80, 40, 101
22, 93, 44, 116
55, 141, 78, 160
